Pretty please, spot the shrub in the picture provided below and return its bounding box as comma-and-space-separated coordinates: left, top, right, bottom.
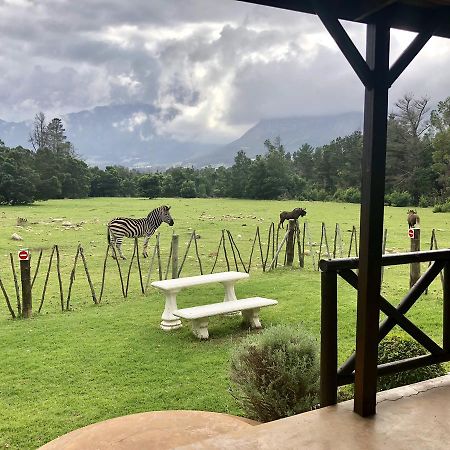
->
385, 190, 412, 207
333, 187, 361, 203
418, 195, 433, 208
377, 335, 446, 391
229, 324, 319, 422
433, 201, 450, 213
302, 187, 331, 201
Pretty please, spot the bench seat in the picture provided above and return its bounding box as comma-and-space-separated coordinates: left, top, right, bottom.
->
151, 271, 249, 292
173, 297, 278, 339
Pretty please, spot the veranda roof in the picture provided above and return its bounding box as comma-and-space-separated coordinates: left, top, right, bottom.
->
240, 1, 450, 38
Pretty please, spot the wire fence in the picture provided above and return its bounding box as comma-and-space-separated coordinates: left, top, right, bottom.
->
0, 221, 444, 319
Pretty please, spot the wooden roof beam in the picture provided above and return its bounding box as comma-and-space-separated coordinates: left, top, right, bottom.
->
311, 0, 374, 89
389, 9, 443, 86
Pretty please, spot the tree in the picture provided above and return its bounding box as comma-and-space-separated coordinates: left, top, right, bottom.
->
431, 97, 450, 198
180, 180, 197, 197
0, 146, 38, 204
386, 94, 435, 202
46, 117, 72, 155
60, 157, 91, 198
229, 150, 252, 198
138, 173, 162, 198
89, 166, 122, 197
29, 112, 48, 151
293, 144, 315, 179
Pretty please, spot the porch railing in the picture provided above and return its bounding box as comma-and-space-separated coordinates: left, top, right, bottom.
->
320, 249, 450, 408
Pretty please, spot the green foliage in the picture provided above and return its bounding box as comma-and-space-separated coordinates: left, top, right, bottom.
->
180, 180, 197, 197
0, 146, 39, 204
377, 335, 446, 391
418, 195, 434, 208
385, 190, 412, 207
2, 94, 450, 204
229, 324, 319, 422
333, 187, 361, 203
433, 201, 450, 213
138, 173, 162, 198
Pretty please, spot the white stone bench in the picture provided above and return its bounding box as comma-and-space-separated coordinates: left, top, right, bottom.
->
151, 272, 250, 331
173, 297, 278, 339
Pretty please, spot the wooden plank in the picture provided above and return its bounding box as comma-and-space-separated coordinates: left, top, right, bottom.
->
319, 248, 450, 272
320, 270, 338, 407
354, 22, 390, 417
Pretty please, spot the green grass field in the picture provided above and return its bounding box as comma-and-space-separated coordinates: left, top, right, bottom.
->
1, 197, 449, 449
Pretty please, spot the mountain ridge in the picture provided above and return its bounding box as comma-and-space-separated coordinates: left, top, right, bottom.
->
0, 105, 363, 168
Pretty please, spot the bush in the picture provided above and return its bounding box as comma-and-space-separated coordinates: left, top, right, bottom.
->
301, 187, 331, 202
385, 190, 412, 207
418, 195, 433, 208
377, 335, 446, 391
179, 180, 197, 198
333, 187, 361, 203
229, 324, 319, 422
433, 201, 450, 213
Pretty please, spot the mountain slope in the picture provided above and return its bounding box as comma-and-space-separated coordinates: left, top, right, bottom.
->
0, 104, 217, 168
194, 112, 363, 166
1, 107, 362, 168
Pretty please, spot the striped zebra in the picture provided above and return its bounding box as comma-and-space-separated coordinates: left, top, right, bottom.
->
107, 205, 174, 259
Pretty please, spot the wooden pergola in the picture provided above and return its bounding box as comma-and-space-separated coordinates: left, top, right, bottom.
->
240, 0, 450, 417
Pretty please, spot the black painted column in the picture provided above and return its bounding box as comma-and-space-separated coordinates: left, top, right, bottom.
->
354, 22, 390, 417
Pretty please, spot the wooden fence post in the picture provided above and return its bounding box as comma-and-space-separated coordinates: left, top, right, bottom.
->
410, 225, 421, 287
172, 234, 179, 279
19, 250, 32, 318
285, 220, 296, 266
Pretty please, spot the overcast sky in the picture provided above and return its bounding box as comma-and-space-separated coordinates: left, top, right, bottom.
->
1, 0, 450, 144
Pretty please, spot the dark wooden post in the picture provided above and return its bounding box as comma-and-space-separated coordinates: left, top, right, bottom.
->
320, 268, 338, 407
171, 234, 179, 279
286, 220, 295, 266
443, 262, 450, 352
410, 227, 421, 287
354, 22, 390, 417
20, 252, 32, 318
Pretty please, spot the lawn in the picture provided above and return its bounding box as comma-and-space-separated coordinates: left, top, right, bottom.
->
0, 197, 449, 449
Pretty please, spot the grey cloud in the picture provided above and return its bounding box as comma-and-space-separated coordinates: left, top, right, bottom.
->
0, 0, 449, 144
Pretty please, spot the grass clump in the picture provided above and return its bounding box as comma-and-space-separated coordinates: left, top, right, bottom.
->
229, 324, 319, 422
377, 335, 447, 391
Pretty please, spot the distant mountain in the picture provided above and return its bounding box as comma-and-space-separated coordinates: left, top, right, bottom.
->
193, 112, 363, 166
0, 118, 31, 148
0, 107, 362, 168
0, 104, 217, 168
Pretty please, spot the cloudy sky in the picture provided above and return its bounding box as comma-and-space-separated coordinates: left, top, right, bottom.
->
1, 0, 450, 144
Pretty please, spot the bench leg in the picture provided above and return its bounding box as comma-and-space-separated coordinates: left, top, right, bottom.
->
242, 308, 262, 329
222, 281, 241, 316
160, 292, 182, 331
191, 318, 209, 340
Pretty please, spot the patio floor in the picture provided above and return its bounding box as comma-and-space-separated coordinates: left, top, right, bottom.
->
40, 374, 450, 449
182, 374, 450, 450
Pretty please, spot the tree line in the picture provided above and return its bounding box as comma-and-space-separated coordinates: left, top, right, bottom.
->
1, 94, 450, 207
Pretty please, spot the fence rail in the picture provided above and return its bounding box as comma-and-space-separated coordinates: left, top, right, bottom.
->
320, 249, 450, 408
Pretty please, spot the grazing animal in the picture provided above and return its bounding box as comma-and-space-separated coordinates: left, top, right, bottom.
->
16, 217, 27, 226
407, 209, 420, 229
108, 205, 174, 259
279, 207, 307, 228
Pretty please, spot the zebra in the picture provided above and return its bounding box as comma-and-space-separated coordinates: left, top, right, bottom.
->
107, 205, 174, 259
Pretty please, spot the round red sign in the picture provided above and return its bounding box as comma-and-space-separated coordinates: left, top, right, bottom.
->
408, 228, 414, 238
18, 250, 29, 260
